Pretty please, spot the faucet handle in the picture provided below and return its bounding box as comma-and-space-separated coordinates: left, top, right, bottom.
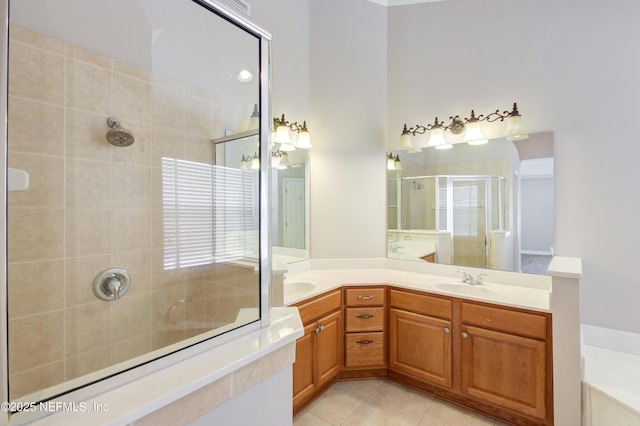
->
107, 275, 122, 300
458, 270, 473, 284
474, 273, 488, 286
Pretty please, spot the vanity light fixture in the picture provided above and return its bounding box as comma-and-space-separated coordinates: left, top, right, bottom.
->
273, 114, 312, 151
247, 104, 260, 130
387, 152, 403, 171
271, 150, 284, 167
394, 154, 403, 171
250, 152, 260, 170
240, 154, 250, 170
399, 102, 528, 150
277, 151, 290, 169
387, 152, 395, 170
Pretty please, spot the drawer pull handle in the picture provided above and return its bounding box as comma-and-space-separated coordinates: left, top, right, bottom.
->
357, 295, 374, 300
356, 314, 374, 319
356, 340, 374, 345
444, 327, 450, 334
461, 332, 468, 339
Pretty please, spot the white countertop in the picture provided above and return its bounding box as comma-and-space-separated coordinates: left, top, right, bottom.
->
284, 267, 552, 312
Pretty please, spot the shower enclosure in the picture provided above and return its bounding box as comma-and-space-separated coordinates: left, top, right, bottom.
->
1, 0, 271, 419
388, 175, 505, 268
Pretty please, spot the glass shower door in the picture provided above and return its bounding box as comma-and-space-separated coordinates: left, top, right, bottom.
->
451, 178, 488, 268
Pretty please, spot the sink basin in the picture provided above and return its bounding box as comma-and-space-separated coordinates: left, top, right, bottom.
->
435, 282, 498, 296
285, 281, 316, 296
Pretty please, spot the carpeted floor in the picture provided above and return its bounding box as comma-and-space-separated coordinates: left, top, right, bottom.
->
521, 254, 553, 275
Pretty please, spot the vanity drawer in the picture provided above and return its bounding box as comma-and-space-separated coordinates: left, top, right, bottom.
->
345, 332, 385, 368
345, 307, 384, 332
461, 302, 548, 340
389, 288, 452, 320
296, 289, 342, 325
344, 287, 386, 307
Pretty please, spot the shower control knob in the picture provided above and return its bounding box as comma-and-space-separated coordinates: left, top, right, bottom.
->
93, 268, 131, 301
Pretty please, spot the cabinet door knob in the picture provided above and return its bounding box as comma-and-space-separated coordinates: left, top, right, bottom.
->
356, 314, 374, 319
315, 325, 325, 334
444, 327, 450, 334
356, 340, 374, 345
357, 295, 374, 300
461, 332, 468, 339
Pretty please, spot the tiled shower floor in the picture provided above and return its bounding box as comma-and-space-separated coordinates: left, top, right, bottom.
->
293, 379, 509, 426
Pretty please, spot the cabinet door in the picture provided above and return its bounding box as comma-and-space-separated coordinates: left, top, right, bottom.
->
316, 310, 342, 387
389, 308, 452, 388
293, 322, 317, 408
461, 325, 547, 420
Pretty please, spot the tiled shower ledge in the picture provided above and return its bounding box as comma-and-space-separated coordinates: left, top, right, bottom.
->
25, 307, 303, 426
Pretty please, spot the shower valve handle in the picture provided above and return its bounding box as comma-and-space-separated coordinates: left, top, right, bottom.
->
107, 276, 122, 300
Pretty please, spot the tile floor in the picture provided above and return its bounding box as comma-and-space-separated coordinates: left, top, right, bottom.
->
293, 379, 510, 426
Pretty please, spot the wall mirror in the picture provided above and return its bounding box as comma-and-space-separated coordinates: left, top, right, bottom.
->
6, 0, 269, 409
271, 137, 310, 263
387, 132, 554, 275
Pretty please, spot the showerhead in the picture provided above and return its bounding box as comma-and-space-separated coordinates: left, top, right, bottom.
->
106, 117, 135, 147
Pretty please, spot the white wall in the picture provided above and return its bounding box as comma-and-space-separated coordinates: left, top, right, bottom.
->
521, 177, 554, 253
308, 0, 388, 259
250, 0, 310, 120
388, 0, 640, 332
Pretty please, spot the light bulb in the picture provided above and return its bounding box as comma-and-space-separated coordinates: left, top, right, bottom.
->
427, 127, 447, 147
506, 115, 529, 141
247, 104, 259, 130
387, 153, 396, 170
394, 155, 403, 171
274, 125, 290, 144
399, 124, 413, 150
463, 121, 488, 145
435, 144, 453, 150
296, 129, 312, 149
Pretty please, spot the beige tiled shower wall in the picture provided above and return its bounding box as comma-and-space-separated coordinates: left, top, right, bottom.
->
6, 25, 259, 399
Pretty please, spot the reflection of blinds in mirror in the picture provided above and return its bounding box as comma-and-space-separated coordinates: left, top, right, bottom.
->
452, 183, 478, 237
438, 183, 447, 231
162, 158, 258, 270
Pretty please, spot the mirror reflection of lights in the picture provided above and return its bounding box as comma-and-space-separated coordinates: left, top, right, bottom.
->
237, 69, 253, 82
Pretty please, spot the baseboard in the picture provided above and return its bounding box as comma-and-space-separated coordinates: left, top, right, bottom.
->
521, 250, 553, 256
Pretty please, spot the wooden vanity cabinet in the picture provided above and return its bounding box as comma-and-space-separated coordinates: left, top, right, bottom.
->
460, 302, 551, 422
292, 285, 553, 425
388, 288, 553, 426
388, 289, 453, 388
292, 289, 342, 414
342, 287, 386, 372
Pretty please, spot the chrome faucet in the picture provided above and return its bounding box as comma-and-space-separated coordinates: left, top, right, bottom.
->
459, 270, 474, 284
473, 273, 488, 286
459, 270, 488, 286
390, 244, 403, 253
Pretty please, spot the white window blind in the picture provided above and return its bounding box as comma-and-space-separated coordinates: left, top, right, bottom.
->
438, 182, 447, 231
452, 183, 478, 237
162, 158, 258, 270
213, 164, 258, 262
